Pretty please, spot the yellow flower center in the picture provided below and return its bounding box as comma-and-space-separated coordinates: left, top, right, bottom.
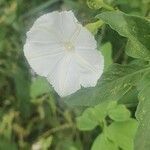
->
64, 41, 75, 52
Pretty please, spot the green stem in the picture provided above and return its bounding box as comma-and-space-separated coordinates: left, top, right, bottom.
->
40, 123, 72, 138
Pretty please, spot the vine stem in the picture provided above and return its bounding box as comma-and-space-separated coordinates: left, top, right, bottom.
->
40, 123, 73, 138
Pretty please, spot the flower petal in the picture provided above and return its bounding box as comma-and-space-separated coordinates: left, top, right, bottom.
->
75, 50, 104, 87
74, 27, 96, 49
26, 27, 62, 44
47, 54, 80, 97
24, 42, 65, 76
31, 11, 79, 42
27, 11, 64, 43
59, 11, 79, 41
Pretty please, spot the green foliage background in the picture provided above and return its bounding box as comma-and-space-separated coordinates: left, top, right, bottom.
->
0, 0, 150, 150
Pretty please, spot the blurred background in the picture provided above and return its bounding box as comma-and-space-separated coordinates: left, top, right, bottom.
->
0, 0, 149, 149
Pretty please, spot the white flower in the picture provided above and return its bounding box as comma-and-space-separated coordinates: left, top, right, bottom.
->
24, 11, 104, 97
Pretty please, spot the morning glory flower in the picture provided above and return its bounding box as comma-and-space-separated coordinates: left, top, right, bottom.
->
24, 11, 104, 97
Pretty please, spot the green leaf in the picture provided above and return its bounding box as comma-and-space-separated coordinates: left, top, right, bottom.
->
77, 101, 132, 131
101, 42, 113, 70
134, 72, 150, 150
64, 64, 150, 106
76, 108, 99, 131
94, 101, 109, 121
56, 138, 82, 150
76, 101, 109, 130
13, 66, 31, 117
106, 119, 138, 150
76, 115, 97, 131
0, 137, 17, 150
119, 87, 138, 107
30, 76, 51, 98
92, 134, 118, 150
108, 103, 131, 121
97, 11, 150, 61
